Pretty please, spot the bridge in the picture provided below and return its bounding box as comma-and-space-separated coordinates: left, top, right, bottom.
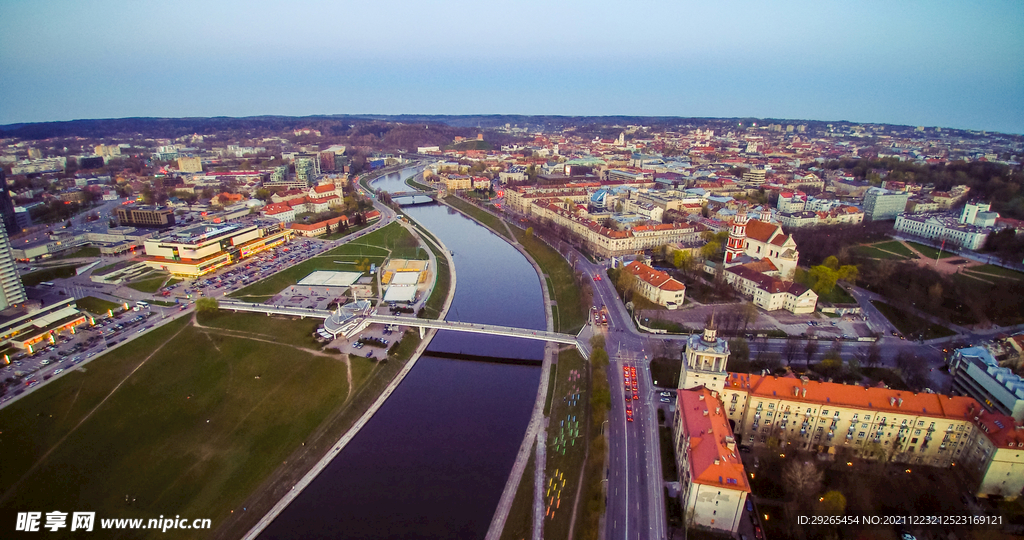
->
217, 301, 587, 356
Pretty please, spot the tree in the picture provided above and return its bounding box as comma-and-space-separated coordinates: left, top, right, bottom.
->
741, 302, 758, 332
803, 339, 819, 370
865, 340, 882, 368
783, 461, 823, 500
700, 241, 721, 260
196, 297, 219, 314
524, 227, 534, 241
673, 249, 695, 277
729, 338, 750, 363
616, 270, 637, 302
784, 339, 801, 367
818, 490, 847, 515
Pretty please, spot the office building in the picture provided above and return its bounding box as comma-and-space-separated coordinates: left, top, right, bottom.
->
140, 221, 291, 277
862, 188, 910, 221
949, 346, 1024, 423
0, 171, 18, 236
0, 225, 28, 310
116, 205, 176, 228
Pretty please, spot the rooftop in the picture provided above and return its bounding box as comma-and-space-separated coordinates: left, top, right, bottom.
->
677, 387, 750, 491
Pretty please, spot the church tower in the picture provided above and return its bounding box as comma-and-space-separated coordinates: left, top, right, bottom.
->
678, 316, 730, 392
725, 210, 748, 264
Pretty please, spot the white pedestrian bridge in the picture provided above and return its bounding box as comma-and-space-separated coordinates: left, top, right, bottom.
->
217, 301, 583, 351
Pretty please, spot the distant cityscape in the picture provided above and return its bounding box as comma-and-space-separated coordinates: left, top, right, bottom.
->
1, 115, 1023, 540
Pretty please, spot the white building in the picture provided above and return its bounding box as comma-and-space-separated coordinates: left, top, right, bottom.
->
894, 213, 991, 250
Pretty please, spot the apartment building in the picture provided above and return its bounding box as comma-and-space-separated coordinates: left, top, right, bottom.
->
863, 188, 910, 221
622, 260, 686, 309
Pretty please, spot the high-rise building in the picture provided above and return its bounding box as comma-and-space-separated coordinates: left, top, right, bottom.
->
0, 225, 28, 310
294, 154, 321, 186
862, 187, 910, 221
0, 171, 17, 236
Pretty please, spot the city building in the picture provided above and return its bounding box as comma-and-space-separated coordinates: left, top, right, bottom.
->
0, 300, 88, 354
776, 191, 806, 213
722, 262, 818, 314
673, 387, 750, 534
0, 171, 18, 235
0, 225, 28, 310
140, 221, 291, 277
294, 153, 321, 186
671, 327, 1024, 500
948, 346, 1024, 423
862, 188, 910, 221
622, 260, 686, 309
723, 210, 800, 279
115, 205, 175, 228
893, 213, 991, 251
177, 156, 203, 173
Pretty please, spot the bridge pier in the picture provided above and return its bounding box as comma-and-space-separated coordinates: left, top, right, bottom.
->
418, 326, 425, 339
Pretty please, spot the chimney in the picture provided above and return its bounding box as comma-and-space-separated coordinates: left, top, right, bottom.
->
725, 436, 736, 451
699, 394, 705, 401
716, 406, 721, 415
802, 388, 807, 398
703, 409, 709, 416
801, 376, 809, 386
794, 387, 800, 397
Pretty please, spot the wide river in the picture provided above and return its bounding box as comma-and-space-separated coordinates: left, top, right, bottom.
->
260, 168, 545, 539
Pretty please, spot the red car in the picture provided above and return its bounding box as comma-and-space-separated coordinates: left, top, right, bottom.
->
593, 274, 602, 281
754, 525, 764, 540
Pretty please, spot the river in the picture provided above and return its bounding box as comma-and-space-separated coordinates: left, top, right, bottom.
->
260, 168, 545, 539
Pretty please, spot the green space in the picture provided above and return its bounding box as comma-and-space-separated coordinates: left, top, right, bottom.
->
0, 302, 437, 540
815, 285, 856, 304
321, 221, 373, 241
20, 264, 81, 286
229, 222, 424, 302
964, 263, 1024, 280
127, 274, 171, 293
576, 345, 610, 540
871, 240, 915, 257
443, 196, 512, 240
54, 246, 101, 259
92, 259, 138, 276
870, 300, 956, 340
509, 227, 587, 334
74, 296, 122, 315
852, 245, 911, 260
499, 444, 536, 540
543, 349, 589, 540
167, 278, 182, 287
408, 225, 451, 320
406, 177, 432, 191
0, 316, 351, 540
906, 241, 954, 259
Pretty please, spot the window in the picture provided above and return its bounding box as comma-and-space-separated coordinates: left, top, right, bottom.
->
915, 430, 921, 436
852, 414, 859, 421
864, 415, 870, 421
769, 403, 775, 409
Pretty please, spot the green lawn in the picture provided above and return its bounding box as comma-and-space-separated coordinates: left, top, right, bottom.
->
444, 196, 512, 240
74, 296, 122, 315
871, 240, 916, 257
229, 222, 424, 302
870, 300, 956, 340
0, 317, 351, 540
510, 228, 587, 334
20, 265, 81, 286
906, 241, 954, 259
54, 246, 102, 259
815, 285, 857, 304
853, 246, 910, 260
544, 349, 589, 540
127, 274, 171, 293
964, 264, 1024, 280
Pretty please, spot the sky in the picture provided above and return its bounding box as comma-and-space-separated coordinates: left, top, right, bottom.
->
2, 0, 1023, 133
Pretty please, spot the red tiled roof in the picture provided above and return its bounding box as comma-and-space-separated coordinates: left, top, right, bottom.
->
624, 261, 686, 292
678, 388, 750, 491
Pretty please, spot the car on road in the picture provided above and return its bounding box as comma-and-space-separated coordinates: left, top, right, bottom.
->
660, 391, 672, 397
659, 398, 670, 403
753, 525, 764, 540
746, 498, 754, 512
592, 274, 601, 281
54, 369, 63, 375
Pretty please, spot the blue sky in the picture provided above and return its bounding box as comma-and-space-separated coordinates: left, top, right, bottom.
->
2, 0, 1022, 133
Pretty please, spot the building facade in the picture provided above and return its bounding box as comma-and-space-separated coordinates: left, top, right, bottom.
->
0, 225, 28, 310
622, 260, 686, 309
862, 188, 910, 221
116, 205, 175, 228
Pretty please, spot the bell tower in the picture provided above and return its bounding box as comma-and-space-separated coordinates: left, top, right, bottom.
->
725, 210, 748, 264
678, 315, 730, 392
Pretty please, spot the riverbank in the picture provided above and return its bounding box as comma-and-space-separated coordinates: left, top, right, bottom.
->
438, 192, 597, 540
233, 225, 458, 540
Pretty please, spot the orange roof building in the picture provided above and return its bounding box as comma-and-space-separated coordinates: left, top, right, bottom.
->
623, 260, 686, 310
674, 387, 750, 533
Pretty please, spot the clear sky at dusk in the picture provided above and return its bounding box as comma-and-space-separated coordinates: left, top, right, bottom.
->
2, 0, 1022, 133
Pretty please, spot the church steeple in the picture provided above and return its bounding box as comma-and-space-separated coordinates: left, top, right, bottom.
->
725, 210, 748, 264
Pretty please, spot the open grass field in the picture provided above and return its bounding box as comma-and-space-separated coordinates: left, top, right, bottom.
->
74, 295, 122, 315
815, 285, 857, 304
871, 240, 916, 257
54, 246, 102, 259
510, 228, 587, 334
229, 222, 424, 302
0, 315, 353, 539
443, 196, 512, 240
20, 264, 82, 286
964, 263, 1024, 281
906, 241, 954, 259
853, 245, 911, 260
870, 300, 956, 340
127, 274, 171, 293
543, 348, 588, 540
